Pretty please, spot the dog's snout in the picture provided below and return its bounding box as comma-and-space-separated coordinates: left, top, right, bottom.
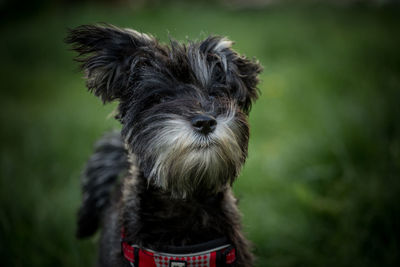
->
191, 115, 217, 135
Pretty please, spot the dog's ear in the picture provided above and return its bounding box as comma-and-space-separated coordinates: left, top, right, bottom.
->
197, 36, 263, 113
65, 24, 159, 103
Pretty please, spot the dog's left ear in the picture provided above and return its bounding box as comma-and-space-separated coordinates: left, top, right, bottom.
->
198, 36, 263, 113
65, 24, 160, 103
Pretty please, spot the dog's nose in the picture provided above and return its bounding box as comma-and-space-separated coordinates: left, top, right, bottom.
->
191, 115, 217, 135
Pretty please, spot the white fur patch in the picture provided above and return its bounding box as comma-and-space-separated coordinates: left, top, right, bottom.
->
124, 28, 153, 42
137, 104, 243, 198
214, 38, 233, 52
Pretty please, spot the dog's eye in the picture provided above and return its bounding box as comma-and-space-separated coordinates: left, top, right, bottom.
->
154, 95, 173, 104
209, 92, 220, 99
159, 96, 172, 103
209, 85, 230, 99
209, 91, 228, 100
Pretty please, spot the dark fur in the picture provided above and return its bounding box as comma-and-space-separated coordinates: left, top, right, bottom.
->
66, 24, 262, 267
77, 131, 129, 238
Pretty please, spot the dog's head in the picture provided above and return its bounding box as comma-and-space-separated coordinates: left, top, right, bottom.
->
66, 24, 262, 198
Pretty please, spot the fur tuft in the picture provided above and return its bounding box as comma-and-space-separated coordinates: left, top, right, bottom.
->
65, 24, 159, 103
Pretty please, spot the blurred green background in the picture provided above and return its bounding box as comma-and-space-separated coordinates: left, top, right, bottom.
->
1, 0, 400, 266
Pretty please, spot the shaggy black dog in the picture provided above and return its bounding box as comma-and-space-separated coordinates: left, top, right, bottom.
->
66, 24, 262, 267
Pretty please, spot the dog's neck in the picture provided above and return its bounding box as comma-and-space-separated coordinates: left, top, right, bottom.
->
120, 172, 237, 249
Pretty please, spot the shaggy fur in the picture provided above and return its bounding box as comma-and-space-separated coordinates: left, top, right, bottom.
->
66, 24, 262, 267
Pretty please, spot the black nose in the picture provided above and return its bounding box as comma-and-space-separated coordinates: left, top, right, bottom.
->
191, 115, 217, 135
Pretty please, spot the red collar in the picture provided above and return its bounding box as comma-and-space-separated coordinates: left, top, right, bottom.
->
121, 230, 236, 267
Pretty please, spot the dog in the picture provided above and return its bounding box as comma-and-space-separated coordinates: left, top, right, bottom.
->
66, 24, 262, 267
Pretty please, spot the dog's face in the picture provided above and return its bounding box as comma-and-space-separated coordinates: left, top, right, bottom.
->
67, 25, 262, 198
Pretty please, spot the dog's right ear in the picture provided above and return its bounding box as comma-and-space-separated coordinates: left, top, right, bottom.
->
65, 24, 158, 103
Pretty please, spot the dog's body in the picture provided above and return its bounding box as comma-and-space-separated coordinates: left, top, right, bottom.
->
66, 24, 262, 267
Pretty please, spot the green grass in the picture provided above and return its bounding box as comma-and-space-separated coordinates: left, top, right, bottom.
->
1, 2, 400, 267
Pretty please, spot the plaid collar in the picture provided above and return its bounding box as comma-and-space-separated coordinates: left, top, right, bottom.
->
121, 230, 236, 267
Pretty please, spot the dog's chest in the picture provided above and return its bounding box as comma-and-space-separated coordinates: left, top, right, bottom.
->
135, 191, 228, 246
